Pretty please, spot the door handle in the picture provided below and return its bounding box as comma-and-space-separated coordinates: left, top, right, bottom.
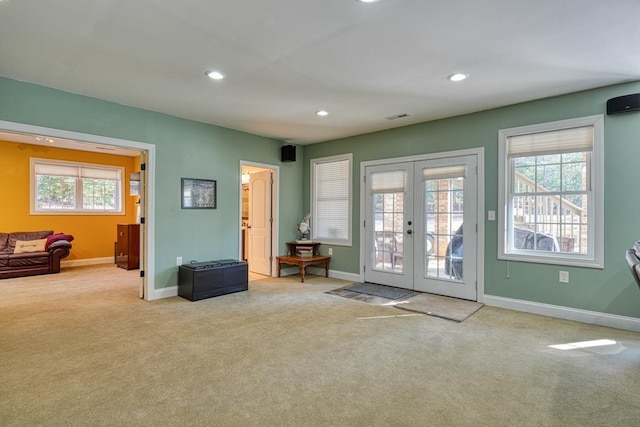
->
407, 230, 413, 235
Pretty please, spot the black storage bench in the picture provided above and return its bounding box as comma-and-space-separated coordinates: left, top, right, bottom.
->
178, 259, 248, 301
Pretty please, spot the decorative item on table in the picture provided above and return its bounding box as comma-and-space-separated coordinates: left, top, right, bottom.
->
297, 212, 311, 242
295, 246, 314, 257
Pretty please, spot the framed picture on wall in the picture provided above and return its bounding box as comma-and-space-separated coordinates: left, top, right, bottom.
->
181, 178, 216, 209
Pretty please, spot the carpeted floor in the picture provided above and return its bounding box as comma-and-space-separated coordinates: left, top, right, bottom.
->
1, 265, 640, 426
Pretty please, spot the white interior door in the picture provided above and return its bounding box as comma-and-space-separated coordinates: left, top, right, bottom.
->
364, 154, 478, 300
248, 170, 272, 275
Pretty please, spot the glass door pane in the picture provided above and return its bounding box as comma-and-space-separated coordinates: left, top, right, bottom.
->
373, 192, 404, 273
424, 175, 464, 281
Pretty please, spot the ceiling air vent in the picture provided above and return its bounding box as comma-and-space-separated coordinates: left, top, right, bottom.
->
384, 113, 410, 121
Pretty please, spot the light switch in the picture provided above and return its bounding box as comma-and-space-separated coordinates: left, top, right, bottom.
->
488, 211, 496, 221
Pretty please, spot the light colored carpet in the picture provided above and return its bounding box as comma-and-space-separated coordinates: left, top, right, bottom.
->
1, 265, 640, 426
249, 271, 269, 281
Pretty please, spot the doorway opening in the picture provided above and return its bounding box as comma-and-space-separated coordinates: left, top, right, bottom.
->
0, 120, 157, 300
240, 161, 279, 281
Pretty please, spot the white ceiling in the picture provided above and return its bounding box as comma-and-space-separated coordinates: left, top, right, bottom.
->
0, 0, 639, 146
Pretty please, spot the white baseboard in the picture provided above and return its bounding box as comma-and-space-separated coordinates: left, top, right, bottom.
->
483, 295, 640, 333
151, 268, 357, 300
279, 266, 359, 283
152, 286, 178, 300
278, 266, 300, 277
306, 266, 359, 282
151, 267, 344, 301
62, 257, 112, 267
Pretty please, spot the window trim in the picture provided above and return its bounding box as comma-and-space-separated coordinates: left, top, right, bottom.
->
310, 153, 353, 246
497, 115, 604, 268
30, 157, 125, 215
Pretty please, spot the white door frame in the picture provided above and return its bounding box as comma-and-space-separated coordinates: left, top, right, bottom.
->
239, 161, 280, 277
0, 119, 158, 300
360, 148, 485, 302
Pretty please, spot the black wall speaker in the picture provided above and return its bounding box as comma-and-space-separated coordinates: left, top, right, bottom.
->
607, 93, 640, 115
281, 145, 296, 162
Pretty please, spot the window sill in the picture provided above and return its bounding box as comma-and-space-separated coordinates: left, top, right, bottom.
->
498, 252, 603, 269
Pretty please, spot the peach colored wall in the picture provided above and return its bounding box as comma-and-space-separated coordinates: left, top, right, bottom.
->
0, 141, 138, 261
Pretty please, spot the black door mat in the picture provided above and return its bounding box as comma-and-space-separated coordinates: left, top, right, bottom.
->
342, 282, 413, 300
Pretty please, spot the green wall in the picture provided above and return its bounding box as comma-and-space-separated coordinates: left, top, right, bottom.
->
3, 75, 639, 319
0, 77, 304, 290
304, 81, 640, 318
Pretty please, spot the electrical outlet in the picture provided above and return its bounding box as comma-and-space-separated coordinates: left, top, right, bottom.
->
488, 210, 496, 221
328, 248, 333, 256
176, 256, 182, 266
559, 271, 569, 283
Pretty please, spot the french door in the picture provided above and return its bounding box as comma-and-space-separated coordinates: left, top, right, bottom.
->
364, 154, 478, 300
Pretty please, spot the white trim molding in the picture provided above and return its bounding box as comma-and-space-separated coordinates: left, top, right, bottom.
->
484, 294, 640, 332
238, 160, 280, 278
359, 147, 485, 301
497, 114, 604, 269
279, 266, 359, 283
310, 153, 353, 246
155, 286, 178, 299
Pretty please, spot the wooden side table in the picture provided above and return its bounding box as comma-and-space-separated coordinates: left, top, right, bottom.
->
277, 255, 331, 282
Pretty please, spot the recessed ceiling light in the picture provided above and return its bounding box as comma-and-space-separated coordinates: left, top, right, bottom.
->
357, 0, 380, 3
316, 110, 329, 116
448, 73, 468, 82
205, 70, 225, 80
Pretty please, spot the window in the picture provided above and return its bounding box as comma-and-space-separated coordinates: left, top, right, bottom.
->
311, 154, 352, 245
498, 115, 604, 268
31, 158, 124, 214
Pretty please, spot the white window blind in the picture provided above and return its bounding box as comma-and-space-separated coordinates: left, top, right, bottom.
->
80, 167, 120, 180
422, 164, 466, 180
35, 162, 120, 180
311, 154, 352, 245
507, 126, 593, 158
371, 170, 405, 193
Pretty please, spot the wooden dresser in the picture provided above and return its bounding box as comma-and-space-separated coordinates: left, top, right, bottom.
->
116, 224, 140, 270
